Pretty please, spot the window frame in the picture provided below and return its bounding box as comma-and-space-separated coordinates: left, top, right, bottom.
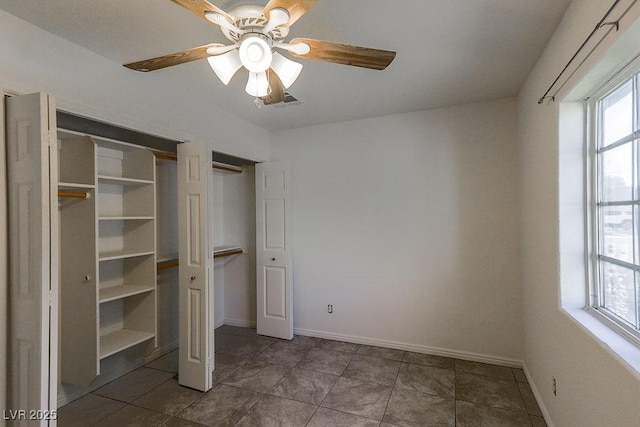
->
587, 63, 640, 347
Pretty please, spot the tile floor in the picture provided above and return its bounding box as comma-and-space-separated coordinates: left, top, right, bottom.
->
58, 325, 546, 426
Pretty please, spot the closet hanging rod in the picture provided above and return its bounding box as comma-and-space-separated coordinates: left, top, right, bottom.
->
152, 151, 243, 173
155, 249, 244, 271
58, 190, 90, 199
157, 259, 179, 271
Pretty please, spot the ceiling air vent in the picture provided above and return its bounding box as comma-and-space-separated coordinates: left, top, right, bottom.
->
271, 92, 303, 108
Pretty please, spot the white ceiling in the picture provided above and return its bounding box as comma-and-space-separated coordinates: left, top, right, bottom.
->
0, 0, 571, 131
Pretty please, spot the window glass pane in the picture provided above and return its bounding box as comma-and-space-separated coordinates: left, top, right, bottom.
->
601, 205, 634, 263
601, 262, 637, 326
602, 80, 633, 147
600, 142, 633, 202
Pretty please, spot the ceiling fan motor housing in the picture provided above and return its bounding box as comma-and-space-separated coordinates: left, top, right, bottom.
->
220, 5, 288, 42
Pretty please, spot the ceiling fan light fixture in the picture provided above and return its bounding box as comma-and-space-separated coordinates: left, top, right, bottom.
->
207, 49, 243, 85
239, 35, 273, 73
270, 52, 303, 89
245, 71, 270, 97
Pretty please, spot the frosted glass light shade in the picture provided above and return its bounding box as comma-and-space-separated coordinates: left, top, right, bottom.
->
207, 49, 243, 85
270, 52, 303, 89
245, 71, 269, 97
239, 36, 273, 73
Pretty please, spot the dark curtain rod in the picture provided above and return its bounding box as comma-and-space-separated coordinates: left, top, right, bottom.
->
537, 0, 625, 104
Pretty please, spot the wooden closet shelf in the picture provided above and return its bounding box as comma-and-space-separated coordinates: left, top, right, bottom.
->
152, 151, 242, 173
98, 175, 154, 186
99, 285, 155, 303
58, 182, 95, 189
100, 329, 154, 359
99, 250, 155, 262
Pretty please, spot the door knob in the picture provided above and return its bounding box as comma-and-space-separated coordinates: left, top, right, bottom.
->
191, 275, 196, 281
271, 258, 276, 261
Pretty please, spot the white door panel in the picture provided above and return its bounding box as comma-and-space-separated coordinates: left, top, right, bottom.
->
6, 92, 58, 424
178, 142, 213, 392
256, 162, 292, 340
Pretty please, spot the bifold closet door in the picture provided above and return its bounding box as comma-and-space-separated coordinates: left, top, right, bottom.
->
177, 142, 214, 392
255, 162, 293, 340
6, 92, 59, 421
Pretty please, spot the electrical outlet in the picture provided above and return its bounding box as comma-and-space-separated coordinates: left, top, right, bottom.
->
552, 377, 557, 396
327, 304, 333, 314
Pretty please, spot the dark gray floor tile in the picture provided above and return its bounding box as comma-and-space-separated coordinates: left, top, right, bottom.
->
512, 368, 528, 383
456, 400, 531, 427
235, 394, 317, 426
215, 333, 242, 352
357, 345, 405, 361
307, 407, 380, 427
456, 372, 526, 413
146, 349, 179, 373
94, 404, 171, 426
176, 384, 261, 427
296, 348, 354, 376
455, 360, 515, 381
317, 339, 360, 354
212, 353, 249, 384
270, 367, 338, 405
530, 415, 547, 426
395, 362, 455, 398
165, 417, 208, 426
215, 335, 273, 359
403, 352, 455, 369
321, 376, 392, 420
342, 355, 401, 386
216, 325, 258, 336
132, 378, 203, 416
93, 367, 175, 403
289, 335, 321, 351
383, 387, 455, 427
222, 360, 290, 393
58, 394, 125, 427
518, 382, 543, 416
254, 342, 309, 367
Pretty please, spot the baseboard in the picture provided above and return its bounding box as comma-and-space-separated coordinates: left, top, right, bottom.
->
143, 341, 178, 364
223, 318, 257, 329
57, 343, 178, 408
523, 363, 554, 427
294, 327, 524, 368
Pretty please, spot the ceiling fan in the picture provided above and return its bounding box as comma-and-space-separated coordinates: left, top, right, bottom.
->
124, 0, 396, 105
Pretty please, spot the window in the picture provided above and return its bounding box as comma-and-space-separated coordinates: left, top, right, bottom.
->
590, 71, 640, 343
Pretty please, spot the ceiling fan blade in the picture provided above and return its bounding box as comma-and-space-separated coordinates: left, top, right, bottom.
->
124, 43, 225, 72
289, 38, 396, 70
171, 0, 233, 24
262, 70, 286, 105
264, 0, 317, 27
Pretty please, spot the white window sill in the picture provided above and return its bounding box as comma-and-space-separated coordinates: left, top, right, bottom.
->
562, 306, 640, 378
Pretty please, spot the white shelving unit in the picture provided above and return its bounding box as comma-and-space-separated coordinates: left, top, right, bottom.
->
58, 133, 157, 386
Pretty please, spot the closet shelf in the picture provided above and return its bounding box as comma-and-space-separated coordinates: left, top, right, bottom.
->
99, 216, 154, 221
98, 175, 154, 186
99, 285, 155, 303
58, 182, 95, 189
99, 250, 155, 262
100, 329, 155, 359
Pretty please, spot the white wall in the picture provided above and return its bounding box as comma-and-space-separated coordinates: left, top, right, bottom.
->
518, 1, 640, 425
271, 98, 523, 363
222, 167, 257, 326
